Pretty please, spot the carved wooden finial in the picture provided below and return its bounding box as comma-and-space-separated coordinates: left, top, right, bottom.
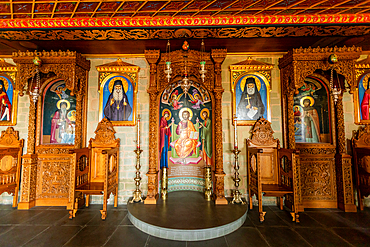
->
90, 118, 119, 147
353, 125, 370, 148
249, 118, 278, 147
0, 127, 23, 147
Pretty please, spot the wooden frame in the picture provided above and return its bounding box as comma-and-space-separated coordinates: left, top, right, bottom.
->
145, 47, 228, 205
0, 60, 18, 126
230, 57, 273, 126
96, 59, 140, 126
0, 127, 24, 207
12, 50, 90, 209
279, 46, 360, 212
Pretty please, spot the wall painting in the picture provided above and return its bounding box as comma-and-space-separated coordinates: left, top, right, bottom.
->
159, 81, 212, 192
0, 75, 18, 126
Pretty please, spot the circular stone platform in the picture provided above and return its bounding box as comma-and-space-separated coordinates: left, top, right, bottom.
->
127, 191, 248, 241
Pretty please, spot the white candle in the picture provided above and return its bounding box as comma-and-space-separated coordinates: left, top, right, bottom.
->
137, 114, 140, 149
234, 115, 238, 149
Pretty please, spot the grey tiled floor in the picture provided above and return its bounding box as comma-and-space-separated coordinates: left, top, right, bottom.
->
0, 204, 370, 247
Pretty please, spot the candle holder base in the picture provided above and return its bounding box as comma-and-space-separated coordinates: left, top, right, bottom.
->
129, 191, 144, 203
231, 190, 245, 204
129, 148, 144, 203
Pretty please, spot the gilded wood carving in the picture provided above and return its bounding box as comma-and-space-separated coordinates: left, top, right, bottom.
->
279, 46, 358, 211
13, 50, 91, 209
145, 47, 227, 204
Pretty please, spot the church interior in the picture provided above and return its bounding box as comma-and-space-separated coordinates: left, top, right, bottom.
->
1, 0, 370, 246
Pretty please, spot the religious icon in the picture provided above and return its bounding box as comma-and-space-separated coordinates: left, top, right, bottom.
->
98, 75, 136, 126
159, 82, 212, 192
160, 109, 172, 169
0, 79, 12, 122
293, 75, 331, 143
104, 79, 132, 121
360, 77, 370, 120
42, 80, 76, 145
199, 108, 212, 166
233, 75, 269, 125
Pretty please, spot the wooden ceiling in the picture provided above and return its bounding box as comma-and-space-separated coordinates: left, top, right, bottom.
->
0, 1, 369, 55
0, 0, 369, 19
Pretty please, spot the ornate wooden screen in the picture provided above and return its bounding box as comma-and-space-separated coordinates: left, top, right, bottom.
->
279, 46, 361, 212
145, 47, 227, 205
12, 50, 90, 209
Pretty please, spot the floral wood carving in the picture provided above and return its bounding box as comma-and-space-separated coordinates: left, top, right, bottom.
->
0, 127, 23, 148
249, 118, 279, 147
352, 125, 370, 148
1, 26, 370, 41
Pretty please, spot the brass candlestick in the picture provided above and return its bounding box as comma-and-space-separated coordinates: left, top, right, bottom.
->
161, 167, 168, 200
204, 166, 212, 201
231, 149, 245, 204
129, 148, 143, 203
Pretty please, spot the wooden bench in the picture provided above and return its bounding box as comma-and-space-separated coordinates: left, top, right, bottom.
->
69, 118, 120, 220
0, 127, 24, 207
352, 125, 370, 211
247, 118, 299, 222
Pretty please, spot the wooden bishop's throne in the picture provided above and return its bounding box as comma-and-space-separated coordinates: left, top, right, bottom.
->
0, 127, 24, 207
247, 118, 299, 222
352, 125, 370, 211
69, 118, 120, 219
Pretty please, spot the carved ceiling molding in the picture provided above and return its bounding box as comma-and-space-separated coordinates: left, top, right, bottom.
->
1, 25, 370, 41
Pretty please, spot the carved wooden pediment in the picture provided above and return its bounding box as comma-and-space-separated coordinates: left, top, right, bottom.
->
90, 118, 120, 147
0, 127, 23, 148
248, 118, 279, 147
352, 125, 370, 148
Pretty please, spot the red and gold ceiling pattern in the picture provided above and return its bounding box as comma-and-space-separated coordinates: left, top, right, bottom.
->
0, 0, 369, 29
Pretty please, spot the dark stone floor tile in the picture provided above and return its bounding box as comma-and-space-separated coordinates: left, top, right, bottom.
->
0, 226, 13, 236
295, 227, 352, 247
120, 215, 133, 225
305, 212, 357, 228
242, 215, 254, 227
104, 226, 148, 247
258, 226, 311, 247
332, 227, 370, 247
147, 236, 186, 247
303, 208, 331, 212
187, 236, 228, 247
0, 225, 48, 247
274, 211, 323, 228
59, 210, 99, 226
46, 206, 67, 210
0, 210, 42, 224
23, 210, 68, 225
333, 211, 370, 228
0, 204, 14, 210
29, 206, 52, 210
87, 210, 127, 226
65, 225, 116, 246
0, 209, 12, 217
225, 227, 269, 247
248, 207, 289, 227
24, 226, 82, 247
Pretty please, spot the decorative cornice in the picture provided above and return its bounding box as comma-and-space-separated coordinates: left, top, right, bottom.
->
96, 58, 140, 73
0, 58, 17, 71
230, 57, 274, 71
0, 14, 369, 29
355, 55, 370, 69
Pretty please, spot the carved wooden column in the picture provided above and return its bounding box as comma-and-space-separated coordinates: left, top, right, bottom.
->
145, 50, 160, 204
211, 49, 228, 205
335, 95, 356, 212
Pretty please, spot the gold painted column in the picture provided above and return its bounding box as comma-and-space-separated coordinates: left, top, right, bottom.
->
335, 95, 356, 212
211, 49, 228, 205
18, 99, 38, 209
145, 50, 160, 204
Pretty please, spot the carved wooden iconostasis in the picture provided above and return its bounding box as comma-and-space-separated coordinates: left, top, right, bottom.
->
279, 46, 361, 212
145, 43, 228, 205
12, 50, 91, 209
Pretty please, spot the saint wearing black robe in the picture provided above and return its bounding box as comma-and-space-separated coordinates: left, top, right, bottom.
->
237, 77, 265, 120
104, 80, 132, 121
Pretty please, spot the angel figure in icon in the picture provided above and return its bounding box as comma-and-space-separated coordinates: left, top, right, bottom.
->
188, 89, 204, 109
170, 90, 183, 110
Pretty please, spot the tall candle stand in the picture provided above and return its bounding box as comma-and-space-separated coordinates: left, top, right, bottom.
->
129, 114, 143, 203
204, 166, 212, 201
161, 167, 168, 200
231, 115, 245, 204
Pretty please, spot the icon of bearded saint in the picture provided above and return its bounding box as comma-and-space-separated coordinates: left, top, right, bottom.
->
104, 80, 132, 121
237, 77, 265, 120
0, 80, 11, 121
